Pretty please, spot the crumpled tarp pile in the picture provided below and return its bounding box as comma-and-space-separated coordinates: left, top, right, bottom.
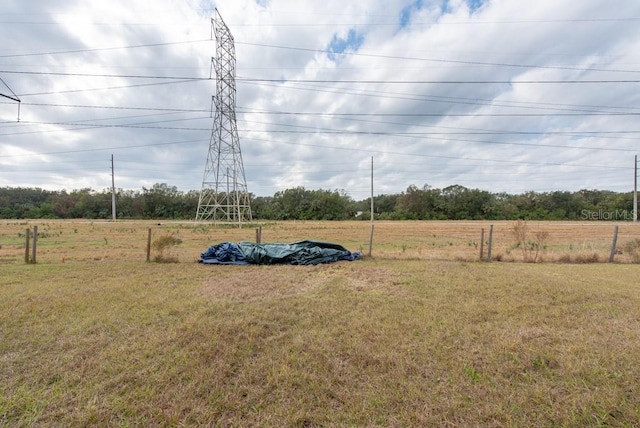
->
199, 240, 361, 265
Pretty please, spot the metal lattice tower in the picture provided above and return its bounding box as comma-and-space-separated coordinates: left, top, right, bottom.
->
196, 9, 252, 224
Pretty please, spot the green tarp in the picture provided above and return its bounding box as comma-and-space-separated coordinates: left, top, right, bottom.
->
199, 240, 361, 265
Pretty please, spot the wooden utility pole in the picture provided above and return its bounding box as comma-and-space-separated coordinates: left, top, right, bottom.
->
368, 156, 374, 257
634, 155, 637, 223
111, 154, 116, 222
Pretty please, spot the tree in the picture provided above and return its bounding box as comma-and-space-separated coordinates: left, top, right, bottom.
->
0, 184, 637, 221
51, 190, 79, 218
396, 185, 434, 219
308, 189, 353, 220
272, 187, 312, 220
142, 183, 180, 218
439, 185, 495, 220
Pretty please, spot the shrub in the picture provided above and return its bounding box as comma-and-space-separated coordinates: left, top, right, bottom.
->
557, 253, 572, 263
511, 220, 549, 263
152, 234, 183, 263
573, 253, 600, 264
622, 239, 640, 263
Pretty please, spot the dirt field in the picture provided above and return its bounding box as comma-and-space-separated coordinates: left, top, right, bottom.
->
1, 219, 640, 264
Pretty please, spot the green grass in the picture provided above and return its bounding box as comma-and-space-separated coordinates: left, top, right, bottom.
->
2, 258, 640, 426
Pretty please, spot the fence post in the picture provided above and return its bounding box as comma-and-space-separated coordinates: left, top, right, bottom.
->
146, 228, 152, 262
256, 226, 262, 244
479, 228, 485, 261
609, 225, 619, 263
32, 225, 37, 264
25, 228, 30, 264
487, 224, 494, 262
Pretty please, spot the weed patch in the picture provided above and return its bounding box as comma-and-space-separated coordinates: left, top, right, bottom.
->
152, 234, 183, 263
621, 238, 640, 263
511, 220, 549, 262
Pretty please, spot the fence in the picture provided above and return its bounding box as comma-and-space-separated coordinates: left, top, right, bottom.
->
1, 220, 640, 265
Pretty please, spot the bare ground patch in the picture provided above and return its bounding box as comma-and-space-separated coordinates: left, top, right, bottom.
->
198, 262, 406, 301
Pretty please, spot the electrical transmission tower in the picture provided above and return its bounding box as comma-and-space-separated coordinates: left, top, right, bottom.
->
1, 76, 21, 121
196, 9, 252, 224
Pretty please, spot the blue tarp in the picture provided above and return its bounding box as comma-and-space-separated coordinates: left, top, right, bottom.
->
199, 240, 361, 265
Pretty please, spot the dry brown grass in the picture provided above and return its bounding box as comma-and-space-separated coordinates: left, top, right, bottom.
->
2, 220, 640, 425
2, 219, 640, 265
2, 254, 640, 426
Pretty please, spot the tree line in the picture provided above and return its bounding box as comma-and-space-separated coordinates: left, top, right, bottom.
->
0, 183, 635, 221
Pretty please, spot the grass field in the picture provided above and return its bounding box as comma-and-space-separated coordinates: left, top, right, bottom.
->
1, 220, 640, 426
2, 219, 640, 264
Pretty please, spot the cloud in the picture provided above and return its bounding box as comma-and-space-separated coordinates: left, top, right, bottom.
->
1, 0, 640, 201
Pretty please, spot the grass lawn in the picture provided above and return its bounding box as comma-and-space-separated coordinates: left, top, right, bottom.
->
2, 247, 640, 425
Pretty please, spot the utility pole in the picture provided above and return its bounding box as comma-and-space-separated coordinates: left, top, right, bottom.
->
634, 155, 637, 223
111, 154, 116, 222
368, 156, 374, 257
370, 156, 374, 220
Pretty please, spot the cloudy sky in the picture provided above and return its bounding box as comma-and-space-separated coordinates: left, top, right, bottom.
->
2, 0, 640, 200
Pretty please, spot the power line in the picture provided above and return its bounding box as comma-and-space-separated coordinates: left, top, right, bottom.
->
4, 17, 640, 26
238, 77, 640, 84
0, 70, 209, 81
0, 39, 211, 59
240, 136, 631, 170
3, 117, 639, 155
7, 68, 640, 86
0, 110, 200, 128
1, 130, 631, 172
0, 100, 208, 113
0, 77, 20, 103
239, 80, 640, 116
236, 41, 640, 75
16, 78, 198, 97
2, 13, 639, 194
0, 138, 208, 158
5, 91, 640, 115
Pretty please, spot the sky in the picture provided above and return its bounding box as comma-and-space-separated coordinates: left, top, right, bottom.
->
2, 0, 640, 200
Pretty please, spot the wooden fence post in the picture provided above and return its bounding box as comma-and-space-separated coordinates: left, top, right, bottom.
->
146, 228, 152, 262
609, 225, 619, 263
487, 224, 494, 262
25, 228, 30, 264
256, 226, 262, 244
479, 228, 485, 261
32, 225, 37, 264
